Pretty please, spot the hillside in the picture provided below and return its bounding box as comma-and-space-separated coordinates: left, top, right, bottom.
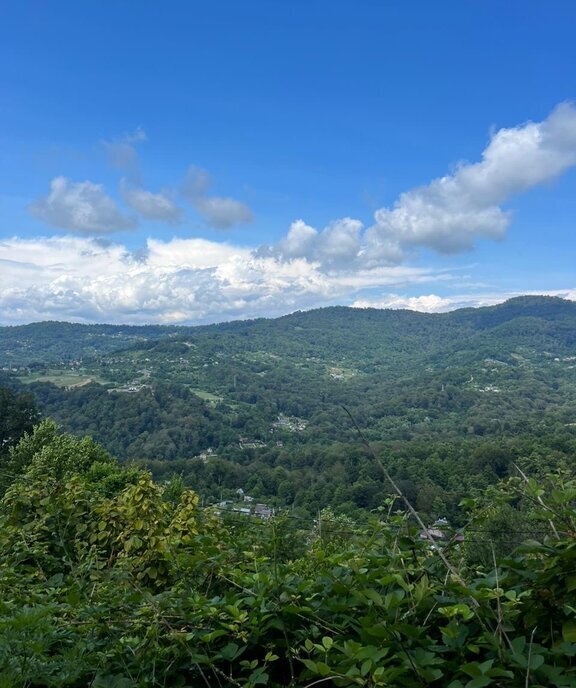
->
0, 321, 183, 365
2, 295, 575, 366
2, 296, 576, 518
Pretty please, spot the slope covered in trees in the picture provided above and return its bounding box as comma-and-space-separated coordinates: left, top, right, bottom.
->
2, 296, 576, 519
0, 321, 181, 366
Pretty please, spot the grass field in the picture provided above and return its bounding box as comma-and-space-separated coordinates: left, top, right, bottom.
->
20, 370, 109, 388
190, 388, 224, 403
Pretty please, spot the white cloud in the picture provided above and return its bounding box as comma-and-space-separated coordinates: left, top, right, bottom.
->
120, 180, 182, 223
103, 129, 184, 224
315, 218, 363, 267
275, 219, 318, 259
366, 102, 576, 255
353, 289, 576, 313
146, 237, 252, 269
29, 177, 137, 234
264, 216, 403, 270
182, 166, 253, 229
0, 235, 453, 325
267, 102, 576, 269
0, 235, 573, 325
353, 294, 476, 312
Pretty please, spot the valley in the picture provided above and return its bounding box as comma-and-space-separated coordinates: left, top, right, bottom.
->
2, 295, 576, 521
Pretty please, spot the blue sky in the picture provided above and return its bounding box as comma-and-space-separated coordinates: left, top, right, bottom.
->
1, 1, 575, 324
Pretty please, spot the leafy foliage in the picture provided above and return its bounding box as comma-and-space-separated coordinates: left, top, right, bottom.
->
1, 425, 576, 686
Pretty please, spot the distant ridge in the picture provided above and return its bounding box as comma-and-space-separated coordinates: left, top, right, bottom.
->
1, 295, 575, 367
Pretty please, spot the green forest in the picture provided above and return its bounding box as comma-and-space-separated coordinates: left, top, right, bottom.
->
2, 296, 576, 521
1, 296, 576, 686
0, 404, 575, 686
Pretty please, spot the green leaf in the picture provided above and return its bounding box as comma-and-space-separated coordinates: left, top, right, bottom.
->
461, 662, 482, 678
248, 668, 269, 686
510, 637, 526, 654
465, 678, 492, 688
200, 629, 228, 643
301, 659, 318, 673
478, 660, 494, 674
219, 642, 245, 661
527, 654, 544, 671
439, 604, 474, 621
363, 588, 383, 606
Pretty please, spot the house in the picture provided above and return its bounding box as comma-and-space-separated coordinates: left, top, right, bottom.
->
254, 504, 274, 519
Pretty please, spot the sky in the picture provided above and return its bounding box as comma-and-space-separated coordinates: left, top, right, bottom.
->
1, 1, 575, 325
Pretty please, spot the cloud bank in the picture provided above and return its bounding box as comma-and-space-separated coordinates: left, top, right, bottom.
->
1, 234, 572, 324
0, 236, 452, 324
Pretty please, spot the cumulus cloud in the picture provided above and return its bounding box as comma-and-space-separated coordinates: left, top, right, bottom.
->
294, 218, 366, 266
0, 235, 451, 325
267, 217, 402, 270
366, 102, 576, 256
267, 103, 576, 269
29, 177, 137, 234
120, 180, 182, 223
182, 166, 253, 229
1, 235, 573, 325
275, 220, 318, 259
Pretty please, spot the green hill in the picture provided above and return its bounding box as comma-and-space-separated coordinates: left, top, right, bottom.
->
2, 296, 576, 518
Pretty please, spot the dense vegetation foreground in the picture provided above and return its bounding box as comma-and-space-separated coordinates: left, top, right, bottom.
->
1, 420, 576, 687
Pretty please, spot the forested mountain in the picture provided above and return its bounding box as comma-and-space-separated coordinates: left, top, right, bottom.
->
2, 296, 576, 519
3, 295, 574, 366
